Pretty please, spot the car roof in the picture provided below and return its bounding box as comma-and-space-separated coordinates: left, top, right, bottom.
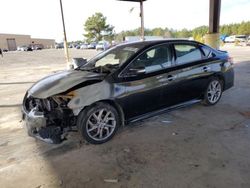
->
116, 39, 200, 48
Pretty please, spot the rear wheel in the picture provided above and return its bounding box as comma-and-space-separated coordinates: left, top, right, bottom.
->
77, 102, 120, 144
203, 78, 223, 106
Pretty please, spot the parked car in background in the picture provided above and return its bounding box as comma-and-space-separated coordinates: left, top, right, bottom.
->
17, 45, 32, 51
80, 43, 88, 49
225, 35, 247, 43
2, 49, 8, 52
55, 43, 64, 49
235, 35, 247, 42
31, 44, 43, 50
96, 41, 110, 51
247, 36, 250, 45
87, 42, 97, 49
220, 35, 227, 43
22, 39, 234, 144
75, 45, 81, 49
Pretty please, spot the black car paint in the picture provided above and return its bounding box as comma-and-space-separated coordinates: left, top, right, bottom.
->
28, 70, 105, 98
110, 40, 233, 120
22, 39, 234, 143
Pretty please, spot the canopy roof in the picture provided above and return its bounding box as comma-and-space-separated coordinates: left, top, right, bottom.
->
117, 0, 147, 2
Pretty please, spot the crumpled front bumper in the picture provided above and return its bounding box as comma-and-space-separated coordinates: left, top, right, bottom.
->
22, 107, 46, 135
22, 107, 57, 144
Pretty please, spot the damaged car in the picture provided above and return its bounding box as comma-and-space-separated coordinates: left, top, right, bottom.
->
22, 39, 234, 144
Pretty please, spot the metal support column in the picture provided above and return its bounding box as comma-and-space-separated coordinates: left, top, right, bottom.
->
59, 0, 70, 68
205, 0, 221, 49
140, 0, 145, 41
209, 0, 221, 33
117, 0, 146, 41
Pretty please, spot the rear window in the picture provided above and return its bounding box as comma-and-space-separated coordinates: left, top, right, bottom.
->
201, 46, 214, 58
174, 44, 202, 65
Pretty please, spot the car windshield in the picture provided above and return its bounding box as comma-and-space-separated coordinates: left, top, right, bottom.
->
81, 43, 146, 71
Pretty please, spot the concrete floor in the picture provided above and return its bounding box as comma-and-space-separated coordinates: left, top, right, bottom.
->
0, 46, 250, 188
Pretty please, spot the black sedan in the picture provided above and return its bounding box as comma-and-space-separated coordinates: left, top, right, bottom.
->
22, 39, 234, 144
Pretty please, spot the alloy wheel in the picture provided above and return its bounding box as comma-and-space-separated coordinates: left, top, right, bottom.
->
207, 80, 222, 104
86, 108, 116, 141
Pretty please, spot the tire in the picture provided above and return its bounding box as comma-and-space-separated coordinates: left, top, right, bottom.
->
77, 102, 120, 144
203, 77, 223, 106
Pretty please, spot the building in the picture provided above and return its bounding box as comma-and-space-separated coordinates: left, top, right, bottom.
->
0, 33, 55, 51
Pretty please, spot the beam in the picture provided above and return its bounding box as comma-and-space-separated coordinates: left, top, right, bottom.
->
117, 0, 147, 40
139, 0, 145, 40
117, 0, 146, 2
59, 0, 70, 68
205, 0, 221, 49
209, 0, 221, 33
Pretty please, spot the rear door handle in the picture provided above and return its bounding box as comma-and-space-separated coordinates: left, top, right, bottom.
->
203, 66, 211, 72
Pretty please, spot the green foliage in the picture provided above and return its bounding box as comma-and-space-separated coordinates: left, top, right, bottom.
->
115, 21, 250, 41
84, 12, 114, 42
83, 15, 249, 42
175, 29, 192, 38
220, 21, 250, 35
115, 27, 176, 42
152, 27, 165, 36
192, 26, 208, 42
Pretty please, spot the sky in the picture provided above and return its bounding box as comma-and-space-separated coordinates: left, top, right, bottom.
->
0, 0, 250, 42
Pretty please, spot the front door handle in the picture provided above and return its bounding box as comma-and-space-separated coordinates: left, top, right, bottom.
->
157, 75, 177, 82
167, 75, 176, 81
203, 66, 211, 72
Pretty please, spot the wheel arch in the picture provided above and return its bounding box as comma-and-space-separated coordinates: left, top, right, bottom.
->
97, 99, 125, 127
212, 73, 225, 90
77, 99, 125, 127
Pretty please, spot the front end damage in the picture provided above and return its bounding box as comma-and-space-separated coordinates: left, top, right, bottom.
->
21, 70, 107, 144
22, 93, 76, 144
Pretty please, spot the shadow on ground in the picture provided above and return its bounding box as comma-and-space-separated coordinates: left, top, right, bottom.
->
32, 61, 250, 188
1, 51, 250, 188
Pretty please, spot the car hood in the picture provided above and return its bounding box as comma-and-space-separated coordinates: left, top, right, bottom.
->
28, 70, 106, 99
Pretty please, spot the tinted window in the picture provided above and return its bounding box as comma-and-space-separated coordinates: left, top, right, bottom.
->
129, 44, 172, 74
201, 46, 213, 58
87, 43, 147, 68
174, 44, 202, 65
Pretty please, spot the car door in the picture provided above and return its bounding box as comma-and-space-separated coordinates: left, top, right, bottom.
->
169, 42, 214, 103
118, 43, 176, 120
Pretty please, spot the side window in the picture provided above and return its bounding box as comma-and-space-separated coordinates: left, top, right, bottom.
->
129, 45, 172, 74
174, 44, 202, 65
201, 46, 214, 58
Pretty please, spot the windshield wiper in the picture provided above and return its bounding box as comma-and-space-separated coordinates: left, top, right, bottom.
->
76, 64, 119, 74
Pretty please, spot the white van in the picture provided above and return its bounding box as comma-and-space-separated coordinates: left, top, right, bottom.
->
225, 35, 247, 43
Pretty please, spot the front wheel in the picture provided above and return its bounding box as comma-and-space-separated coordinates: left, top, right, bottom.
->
203, 78, 223, 106
77, 102, 120, 144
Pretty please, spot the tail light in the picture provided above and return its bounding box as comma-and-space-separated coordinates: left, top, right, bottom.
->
228, 56, 234, 65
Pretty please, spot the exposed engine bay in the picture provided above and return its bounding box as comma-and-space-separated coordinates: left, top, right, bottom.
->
21, 66, 112, 144
23, 94, 76, 144
21, 44, 142, 144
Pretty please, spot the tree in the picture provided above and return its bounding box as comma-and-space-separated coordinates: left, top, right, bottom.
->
192, 26, 208, 37
152, 27, 165, 36
175, 28, 192, 38
115, 20, 250, 42
84, 12, 114, 42
238, 21, 250, 35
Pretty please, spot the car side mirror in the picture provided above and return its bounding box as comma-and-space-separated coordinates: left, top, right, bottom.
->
72, 58, 87, 69
127, 67, 146, 76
